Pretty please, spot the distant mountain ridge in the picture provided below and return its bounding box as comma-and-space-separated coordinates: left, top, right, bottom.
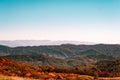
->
0, 44, 120, 58
0, 40, 97, 47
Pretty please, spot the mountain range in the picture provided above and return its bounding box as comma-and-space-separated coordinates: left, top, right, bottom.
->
0, 44, 120, 67
0, 40, 97, 47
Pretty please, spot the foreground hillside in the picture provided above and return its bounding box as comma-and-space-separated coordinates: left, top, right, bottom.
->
0, 57, 94, 80
0, 57, 120, 78
0, 57, 120, 80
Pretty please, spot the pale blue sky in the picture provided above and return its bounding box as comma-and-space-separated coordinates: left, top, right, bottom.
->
0, 0, 120, 43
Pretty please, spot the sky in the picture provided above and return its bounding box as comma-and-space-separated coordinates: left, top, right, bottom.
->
0, 0, 120, 44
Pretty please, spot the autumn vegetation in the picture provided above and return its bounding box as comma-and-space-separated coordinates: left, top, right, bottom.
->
0, 57, 120, 80
0, 57, 94, 80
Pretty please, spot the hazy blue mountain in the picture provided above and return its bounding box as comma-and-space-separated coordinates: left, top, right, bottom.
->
0, 40, 96, 47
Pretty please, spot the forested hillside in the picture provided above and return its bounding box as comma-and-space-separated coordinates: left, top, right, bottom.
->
0, 44, 120, 67
1, 44, 120, 57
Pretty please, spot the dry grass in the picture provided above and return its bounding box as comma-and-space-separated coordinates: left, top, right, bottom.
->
98, 77, 120, 80
0, 75, 94, 80
77, 75, 94, 80
0, 75, 37, 80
